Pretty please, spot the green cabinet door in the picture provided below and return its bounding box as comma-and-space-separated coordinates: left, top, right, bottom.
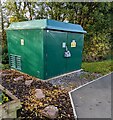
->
44, 30, 67, 79
44, 30, 84, 79
66, 32, 84, 72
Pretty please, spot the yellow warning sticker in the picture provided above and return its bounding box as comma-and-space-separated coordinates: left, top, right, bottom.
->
71, 40, 76, 47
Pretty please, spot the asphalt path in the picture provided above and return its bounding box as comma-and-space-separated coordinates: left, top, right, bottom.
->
69, 72, 112, 119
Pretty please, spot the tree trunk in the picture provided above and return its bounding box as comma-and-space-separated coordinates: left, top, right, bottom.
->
0, 1, 4, 44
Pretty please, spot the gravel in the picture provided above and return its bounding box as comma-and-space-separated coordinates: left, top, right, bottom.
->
48, 70, 102, 91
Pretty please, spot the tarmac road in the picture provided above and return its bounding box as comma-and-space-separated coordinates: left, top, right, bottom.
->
69, 72, 112, 119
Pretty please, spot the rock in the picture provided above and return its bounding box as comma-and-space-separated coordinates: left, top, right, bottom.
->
35, 89, 45, 99
41, 105, 58, 119
14, 76, 24, 81
25, 80, 33, 86
2, 73, 13, 77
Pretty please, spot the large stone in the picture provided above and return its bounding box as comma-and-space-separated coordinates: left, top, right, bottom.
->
14, 76, 23, 81
35, 89, 45, 99
25, 80, 33, 86
41, 105, 58, 119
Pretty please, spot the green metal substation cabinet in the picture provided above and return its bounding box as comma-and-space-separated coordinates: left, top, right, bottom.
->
6, 19, 86, 80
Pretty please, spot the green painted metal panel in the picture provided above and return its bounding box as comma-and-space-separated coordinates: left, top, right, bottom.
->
66, 33, 84, 72
47, 19, 87, 33
7, 19, 86, 33
7, 19, 47, 30
44, 30, 67, 79
6, 29, 44, 79
6, 19, 86, 80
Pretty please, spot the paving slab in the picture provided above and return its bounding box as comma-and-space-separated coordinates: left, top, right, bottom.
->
69, 72, 112, 119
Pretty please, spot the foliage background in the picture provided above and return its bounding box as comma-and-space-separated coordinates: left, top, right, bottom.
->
1, 2, 113, 64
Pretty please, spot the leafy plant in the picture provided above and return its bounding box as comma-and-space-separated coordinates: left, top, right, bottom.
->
0, 91, 9, 105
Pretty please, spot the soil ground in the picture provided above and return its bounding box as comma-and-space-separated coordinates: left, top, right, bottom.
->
1, 69, 102, 120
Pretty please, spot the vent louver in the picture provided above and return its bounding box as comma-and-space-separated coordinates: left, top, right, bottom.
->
10, 54, 21, 70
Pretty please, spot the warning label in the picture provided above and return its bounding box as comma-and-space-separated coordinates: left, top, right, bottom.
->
71, 40, 76, 47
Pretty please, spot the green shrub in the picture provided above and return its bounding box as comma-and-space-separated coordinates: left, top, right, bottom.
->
83, 33, 111, 62
2, 46, 9, 64
0, 64, 9, 70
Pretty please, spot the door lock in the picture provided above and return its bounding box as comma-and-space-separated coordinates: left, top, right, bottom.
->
64, 46, 71, 58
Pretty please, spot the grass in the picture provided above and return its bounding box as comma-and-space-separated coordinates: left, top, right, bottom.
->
82, 59, 113, 75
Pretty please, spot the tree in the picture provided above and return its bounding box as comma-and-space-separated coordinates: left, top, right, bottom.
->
2, 2, 113, 62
